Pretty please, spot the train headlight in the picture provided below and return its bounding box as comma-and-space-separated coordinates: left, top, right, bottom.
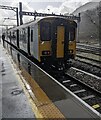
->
42, 51, 51, 55
69, 50, 73, 53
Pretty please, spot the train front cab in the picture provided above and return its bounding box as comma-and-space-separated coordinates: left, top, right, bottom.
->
39, 17, 77, 68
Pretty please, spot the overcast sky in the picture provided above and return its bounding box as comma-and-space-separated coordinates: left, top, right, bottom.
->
0, 0, 100, 29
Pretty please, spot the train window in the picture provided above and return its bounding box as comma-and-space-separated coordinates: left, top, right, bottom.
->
19, 28, 27, 43
69, 27, 75, 41
31, 30, 33, 42
12, 32, 16, 39
8, 32, 11, 39
9, 31, 16, 40
40, 22, 51, 41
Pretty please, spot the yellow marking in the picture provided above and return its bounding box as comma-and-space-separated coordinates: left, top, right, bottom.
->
21, 67, 65, 118
57, 26, 65, 58
38, 23, 51, 61
39, 41, 51, 56
69, 40, 76, 56
6, 48, 65, 119
92, 104, 100, 109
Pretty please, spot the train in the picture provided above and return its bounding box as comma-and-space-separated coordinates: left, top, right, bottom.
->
5, 16, 77, 70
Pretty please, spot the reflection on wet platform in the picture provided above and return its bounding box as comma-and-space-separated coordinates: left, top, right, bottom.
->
5, 44, 100, 118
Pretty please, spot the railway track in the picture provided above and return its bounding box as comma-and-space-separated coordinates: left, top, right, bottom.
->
4, 41, 101, 116
66, 66, 101, 92
76, 44, 101, 69
76, 54, 101, 62
45, 68, 101, 114
71, 59, 101, 79
76, 54, 101, 68
76, 43, 101, 56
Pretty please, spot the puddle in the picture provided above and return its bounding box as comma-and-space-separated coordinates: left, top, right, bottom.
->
1, 69, 5, 72
2, 73, 6, 76
11, 89, 24, 96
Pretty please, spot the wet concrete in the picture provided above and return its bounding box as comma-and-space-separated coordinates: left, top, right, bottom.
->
10, 46, 100, 118
0, 43, 35, 118
2, 42, 101, 118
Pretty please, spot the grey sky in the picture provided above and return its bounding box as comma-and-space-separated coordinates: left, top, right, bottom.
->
0, 0, 100, 28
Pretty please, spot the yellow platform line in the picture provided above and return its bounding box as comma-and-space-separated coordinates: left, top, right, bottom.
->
20, 67, 65, 119
92, 104, 100, 109
6, 49, 65, 119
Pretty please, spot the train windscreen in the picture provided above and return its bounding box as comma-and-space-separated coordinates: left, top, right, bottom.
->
40, 22, 51, 41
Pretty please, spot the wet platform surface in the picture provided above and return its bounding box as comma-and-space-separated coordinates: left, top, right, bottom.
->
1, 41, 101, 119
0, 43, 35, 119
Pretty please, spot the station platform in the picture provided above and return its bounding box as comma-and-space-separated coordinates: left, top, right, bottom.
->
0, 41, 101, 119
0, 43, 35, 119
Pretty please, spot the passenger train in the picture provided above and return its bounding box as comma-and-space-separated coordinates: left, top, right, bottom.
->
6, 17, 77, 70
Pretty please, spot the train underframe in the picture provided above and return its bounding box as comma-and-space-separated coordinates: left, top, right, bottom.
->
40, 56, 72, 71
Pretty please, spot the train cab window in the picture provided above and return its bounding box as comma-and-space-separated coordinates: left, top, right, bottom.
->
69, 27, 75, 41
40, 22, 51, 41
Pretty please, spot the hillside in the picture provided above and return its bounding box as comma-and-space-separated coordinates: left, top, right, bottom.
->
73, 2, 100, 45
73, 2, 99, 15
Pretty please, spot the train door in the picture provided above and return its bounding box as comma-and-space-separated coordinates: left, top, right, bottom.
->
56, 26, 65, 58
52, 24, 69, 61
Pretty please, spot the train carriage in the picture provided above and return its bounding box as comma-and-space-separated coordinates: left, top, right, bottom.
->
7, 16, 77, 69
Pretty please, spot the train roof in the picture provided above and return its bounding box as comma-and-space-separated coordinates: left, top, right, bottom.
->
8, 16, 77, 31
